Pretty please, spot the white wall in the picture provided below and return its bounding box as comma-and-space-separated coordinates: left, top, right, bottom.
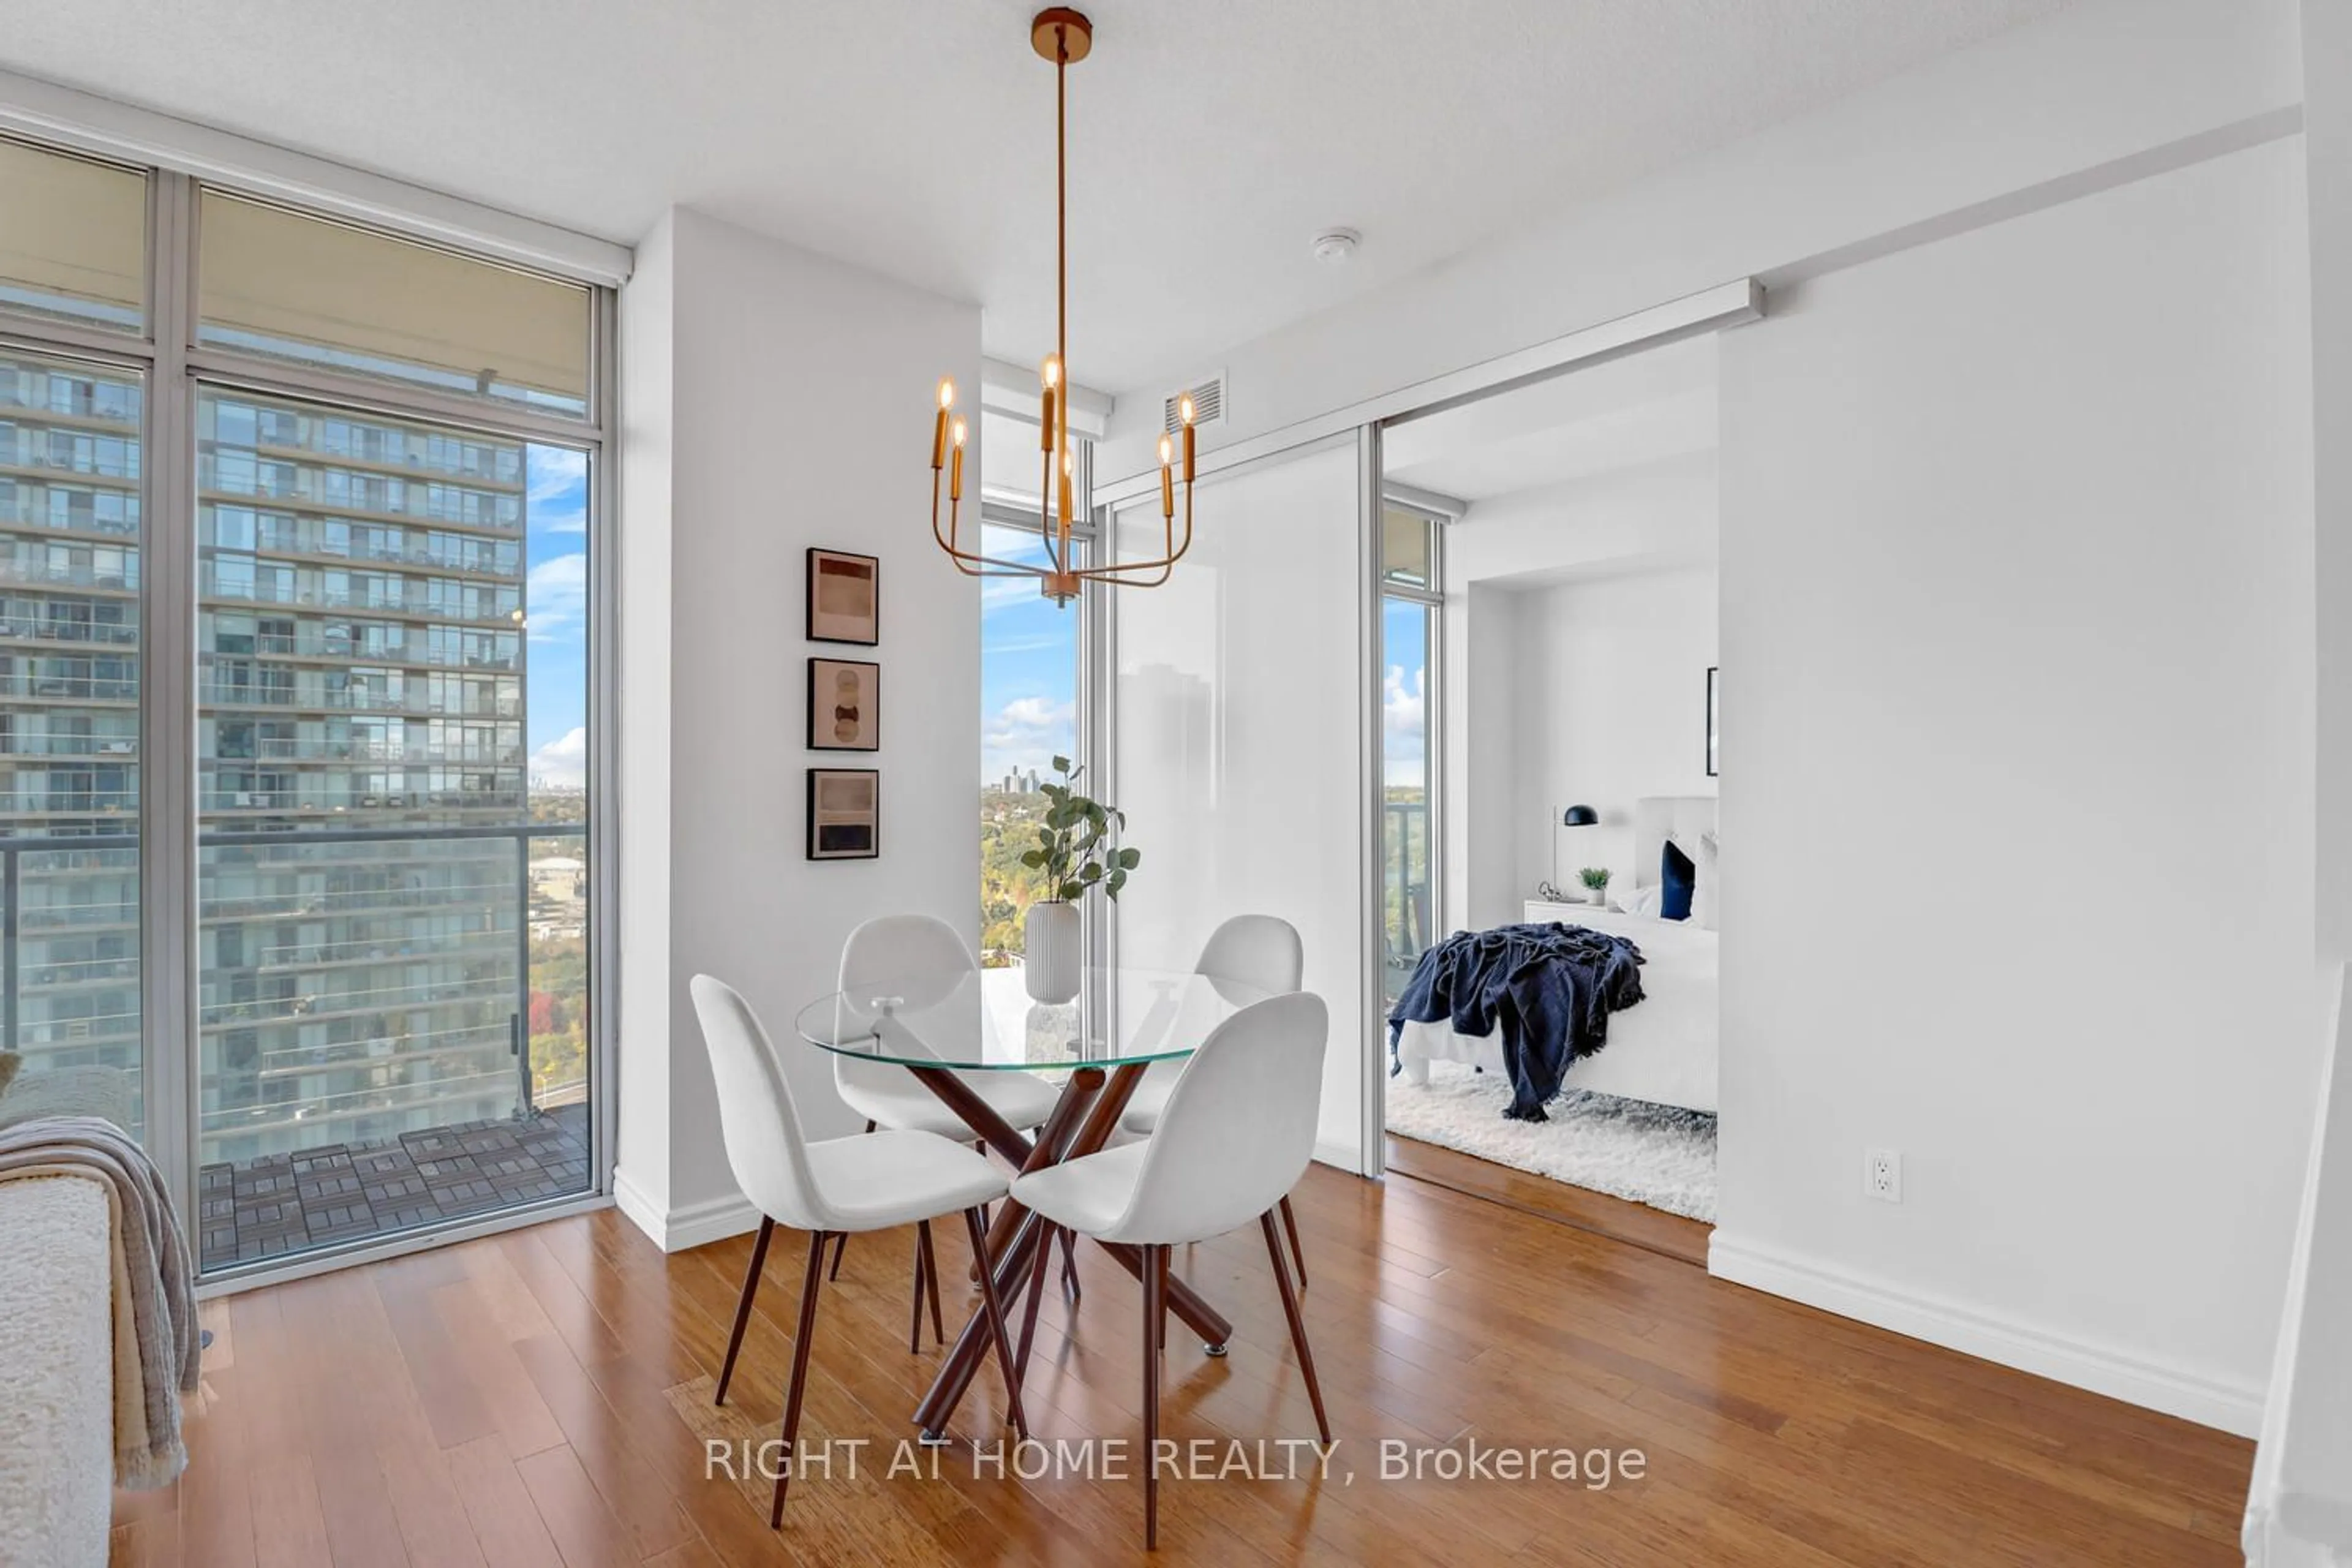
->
1714, 137, 2316, 1434
2313, 0, 2352, 965
615, 206, 982, 1248
1439, 454, 1717, 929
2243, 3, 2352, 1553
1446, 582, 1519, 933
1509, 568, 1717, 899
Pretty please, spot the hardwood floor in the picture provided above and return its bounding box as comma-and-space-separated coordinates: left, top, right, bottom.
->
1382, 1132, 1714, 1268
119, 1164, 2253, 1566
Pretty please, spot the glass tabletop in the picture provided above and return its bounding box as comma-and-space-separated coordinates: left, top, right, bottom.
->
793, 965, 1268, 1070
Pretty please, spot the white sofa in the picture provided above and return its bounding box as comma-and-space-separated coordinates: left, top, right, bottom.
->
0, 1173, 115, 1566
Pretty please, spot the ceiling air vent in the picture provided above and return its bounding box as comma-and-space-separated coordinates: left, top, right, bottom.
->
1164, 372, 1226, 434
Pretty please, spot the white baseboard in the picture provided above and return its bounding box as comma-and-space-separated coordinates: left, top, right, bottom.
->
612, 1166, 762, 1253
1707, 1231, 2266, 1438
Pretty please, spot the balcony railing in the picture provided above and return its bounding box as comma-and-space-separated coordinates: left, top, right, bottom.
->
1382, 798, 1431, 1003
0, 821, 590, 1166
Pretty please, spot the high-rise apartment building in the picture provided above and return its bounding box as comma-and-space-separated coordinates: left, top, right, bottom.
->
1, 354, 537, 1167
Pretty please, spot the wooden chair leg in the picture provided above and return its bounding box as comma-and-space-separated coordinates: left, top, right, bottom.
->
772, 1230, 830, 1526
918, 1219, 944, 1346
1142, 1242, 1166, 1550
715, 1215, 772, 1405
964, 1207, 1030, 1441
1260, 1210, 1331, 1446
908, 1225, 929, 1354
1016, 1219, 1054, 1382
1279, 1193, 1308, 1291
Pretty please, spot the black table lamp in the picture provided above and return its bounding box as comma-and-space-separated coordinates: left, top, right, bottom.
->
1561, 805, 1599, 827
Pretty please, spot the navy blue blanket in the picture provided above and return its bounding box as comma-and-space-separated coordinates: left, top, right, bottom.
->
1387, 922, 1645, 1121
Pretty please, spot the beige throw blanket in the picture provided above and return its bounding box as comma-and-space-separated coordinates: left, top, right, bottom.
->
0, 1116, 200, 1488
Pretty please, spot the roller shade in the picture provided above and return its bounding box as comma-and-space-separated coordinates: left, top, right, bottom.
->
197, 190, 589, 415
0, 137, 145, 331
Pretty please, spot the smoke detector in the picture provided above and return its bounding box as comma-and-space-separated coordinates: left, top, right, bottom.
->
1311, 228, 1361, 264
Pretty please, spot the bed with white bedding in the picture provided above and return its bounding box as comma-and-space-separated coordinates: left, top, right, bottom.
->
1392, 796, 1719, 1115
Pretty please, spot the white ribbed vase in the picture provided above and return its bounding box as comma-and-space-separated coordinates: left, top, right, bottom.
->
1023, 902, 1082, 1003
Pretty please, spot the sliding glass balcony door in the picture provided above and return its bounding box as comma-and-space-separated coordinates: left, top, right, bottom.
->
192, 389, 596, 1268
0, 130, 612, 1281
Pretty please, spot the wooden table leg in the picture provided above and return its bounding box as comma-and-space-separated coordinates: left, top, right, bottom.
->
909, 1063, 1235, 1438
979, 1068, 1101, 1264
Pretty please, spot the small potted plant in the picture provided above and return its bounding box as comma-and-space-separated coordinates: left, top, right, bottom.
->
1578, 867, 1613, 907
1019, 755, 1140, 1003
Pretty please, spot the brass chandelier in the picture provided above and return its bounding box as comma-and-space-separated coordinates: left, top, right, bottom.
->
929, 7, 1195, 606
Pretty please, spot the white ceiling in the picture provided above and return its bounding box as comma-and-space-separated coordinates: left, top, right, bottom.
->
1384, 335, 1717, 500
0, 0, 2076, 395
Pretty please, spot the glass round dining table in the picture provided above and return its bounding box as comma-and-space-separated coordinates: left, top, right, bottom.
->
791, 964, 1265, 1442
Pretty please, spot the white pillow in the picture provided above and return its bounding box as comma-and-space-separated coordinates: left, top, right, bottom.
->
1618, 883, 1666, 919
1688, 831, 1720, 930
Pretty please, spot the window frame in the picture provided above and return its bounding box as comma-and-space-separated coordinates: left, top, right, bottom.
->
0, 135, 620, 1288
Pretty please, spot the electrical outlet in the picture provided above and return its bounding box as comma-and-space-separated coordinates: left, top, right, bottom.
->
1864, 1148, 1902, 1204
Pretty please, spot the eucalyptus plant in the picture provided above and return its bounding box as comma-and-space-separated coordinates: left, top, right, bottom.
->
1022, 755, 1140, 903
1578, 867, 1613, 892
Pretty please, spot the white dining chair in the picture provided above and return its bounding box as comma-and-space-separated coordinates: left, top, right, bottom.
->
690, 974, 1029, 1528
828, 914, 1068, 1313
1009, 990, 1332, 1550
1118, 914, 1311, 1287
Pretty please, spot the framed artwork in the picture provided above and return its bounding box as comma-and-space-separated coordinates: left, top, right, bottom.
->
807, 548, 879, 645
1706, 665, 1719, 778
807, 768, 880, 860
808, 658, 880, 751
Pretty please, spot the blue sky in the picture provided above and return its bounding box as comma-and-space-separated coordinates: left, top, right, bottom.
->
979, 524, 1078, 784
974, 540, 1430, 788
522, 444, 590, 788
1384, 597, 1427, 789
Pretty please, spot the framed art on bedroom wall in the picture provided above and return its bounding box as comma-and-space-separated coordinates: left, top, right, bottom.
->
1706, 665, 1719, 777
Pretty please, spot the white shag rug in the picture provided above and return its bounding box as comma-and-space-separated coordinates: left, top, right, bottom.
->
1387, 1061, 1718, 1222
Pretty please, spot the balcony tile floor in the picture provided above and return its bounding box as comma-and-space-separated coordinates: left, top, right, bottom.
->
198, 1102, 589, 1272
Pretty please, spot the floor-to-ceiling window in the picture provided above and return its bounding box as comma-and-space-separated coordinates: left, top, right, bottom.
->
977, 409, 1089, 970
0, 131, 611, 1280
0, 138, 153, 1140
1381, 503, 1442, 1005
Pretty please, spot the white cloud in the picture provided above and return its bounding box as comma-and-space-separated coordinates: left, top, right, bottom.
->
982, 695, 1076, 780
530, 726, 588, 788
526, 553, 587, 643
981, 576, 1041, 614
1383, 663, 1425, 785
528, 448, 589, 533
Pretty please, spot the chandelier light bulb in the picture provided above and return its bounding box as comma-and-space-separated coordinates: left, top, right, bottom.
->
1179, 394, 1195, 426
1158, 434, 1172, 467
954, 418, 968, 447
937, 378, 956, 410
1042, 356, 1060, 388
